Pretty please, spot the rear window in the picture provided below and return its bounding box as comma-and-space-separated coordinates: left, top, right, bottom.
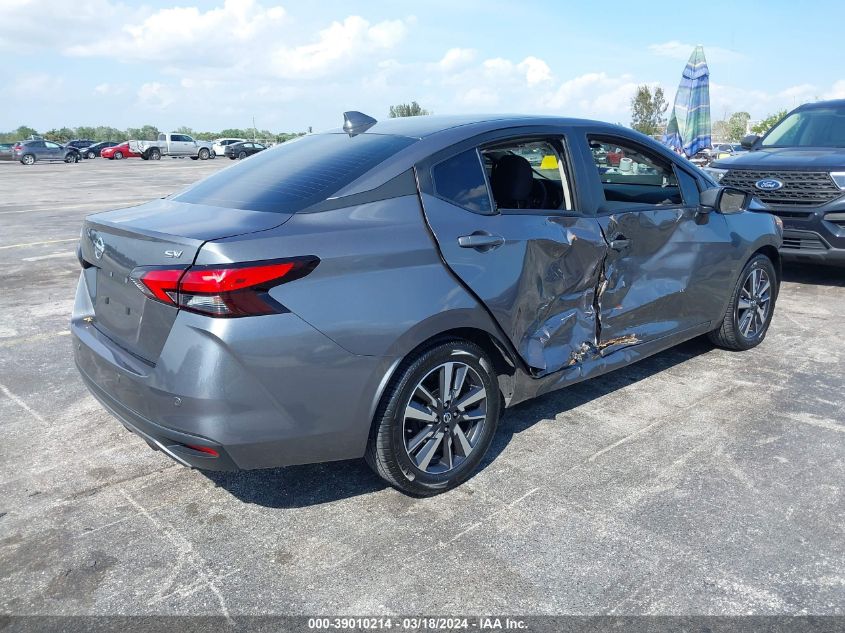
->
174, 133, 416, 213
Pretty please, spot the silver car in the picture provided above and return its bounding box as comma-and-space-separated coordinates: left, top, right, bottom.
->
73, 113, 782, 495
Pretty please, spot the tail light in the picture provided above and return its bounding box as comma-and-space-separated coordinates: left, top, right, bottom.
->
129, 257, 318, 317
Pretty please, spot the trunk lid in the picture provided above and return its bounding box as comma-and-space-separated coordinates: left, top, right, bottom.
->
80, 198, 292, 362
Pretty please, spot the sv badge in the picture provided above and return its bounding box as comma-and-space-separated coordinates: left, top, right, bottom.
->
164, 250, 183, 258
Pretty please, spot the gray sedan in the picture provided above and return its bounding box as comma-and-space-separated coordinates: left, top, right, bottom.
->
72, 112, 782, 495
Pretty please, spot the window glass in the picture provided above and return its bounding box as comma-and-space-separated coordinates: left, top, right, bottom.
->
45, 142, 60, 149
589, 136, 682, 207
762, 106, 845, 147
431, 149, 492, 214
479, 139, 572, 211
174, 133, 416, 213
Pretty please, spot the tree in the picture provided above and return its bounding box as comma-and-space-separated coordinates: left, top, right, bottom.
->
44, 127, 75, 142
15, 125, 39, 140
752, 110, 787, 136
712, 119, 731, 141
728, 112, 751, 141
389, 101, 431, 118
630, 85, 668, 137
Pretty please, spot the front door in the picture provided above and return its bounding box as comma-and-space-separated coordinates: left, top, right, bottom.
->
419, 133, 607, 374
585, 134, 731, 350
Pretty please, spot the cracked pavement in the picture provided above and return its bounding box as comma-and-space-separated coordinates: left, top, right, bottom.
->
0, 159, 843, 616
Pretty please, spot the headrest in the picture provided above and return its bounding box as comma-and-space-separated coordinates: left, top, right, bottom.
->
491, 154, 533, 204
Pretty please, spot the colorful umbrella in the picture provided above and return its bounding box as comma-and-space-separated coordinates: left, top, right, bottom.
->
663, 45, 711, 157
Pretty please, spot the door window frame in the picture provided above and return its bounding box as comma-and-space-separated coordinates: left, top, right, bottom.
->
584, 132, 700, 215
418, 126, 585, 217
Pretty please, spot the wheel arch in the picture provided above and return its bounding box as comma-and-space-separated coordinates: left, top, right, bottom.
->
753, 243, 782, 283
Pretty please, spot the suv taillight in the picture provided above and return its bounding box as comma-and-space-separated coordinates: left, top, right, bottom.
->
129, 257, 318, 317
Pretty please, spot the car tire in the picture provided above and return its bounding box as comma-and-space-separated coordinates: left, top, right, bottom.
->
709, 253, 778, 351
114, 151, 123, 160
65, 153, 79, 163
238, 151, 247, 160
198, 148, 209, 160
149, 149, 161, 161
365, 339, 501, 496
21, 154, 35, 165
87, 151, 96, 159
209, 150, 216, 159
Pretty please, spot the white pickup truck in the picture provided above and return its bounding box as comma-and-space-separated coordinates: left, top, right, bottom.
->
129, 133, 216, 161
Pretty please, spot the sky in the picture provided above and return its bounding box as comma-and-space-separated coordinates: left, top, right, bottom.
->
1, 0, 844, 134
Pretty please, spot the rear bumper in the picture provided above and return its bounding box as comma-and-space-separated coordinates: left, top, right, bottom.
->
71, 275, 397, 471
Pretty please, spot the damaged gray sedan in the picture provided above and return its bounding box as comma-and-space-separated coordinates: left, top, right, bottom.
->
72, 112, 783, 496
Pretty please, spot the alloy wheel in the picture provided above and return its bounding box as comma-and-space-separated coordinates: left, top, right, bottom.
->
736, 267, 771, 339
402, 361, 488, 474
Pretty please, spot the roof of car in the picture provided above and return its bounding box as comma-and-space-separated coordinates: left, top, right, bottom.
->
799, 99, 845, 110
324, 113, 613, 139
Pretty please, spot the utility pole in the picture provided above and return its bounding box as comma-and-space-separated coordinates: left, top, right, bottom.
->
252, 116, 257, 142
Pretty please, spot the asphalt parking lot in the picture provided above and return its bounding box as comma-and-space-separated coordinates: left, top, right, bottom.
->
0, 158, 843, 618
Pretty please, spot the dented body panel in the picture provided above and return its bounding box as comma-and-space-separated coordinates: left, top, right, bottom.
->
420, 192, 607, 374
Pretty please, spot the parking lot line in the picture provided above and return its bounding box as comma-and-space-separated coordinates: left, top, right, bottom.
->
0, 383, 47, 425
0, 237, 77, 250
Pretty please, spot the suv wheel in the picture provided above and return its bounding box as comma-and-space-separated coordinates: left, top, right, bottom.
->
709, 254, 778, 350
149, 149, 161, 161
366, 340, 500, 496
198, 148, 209, 160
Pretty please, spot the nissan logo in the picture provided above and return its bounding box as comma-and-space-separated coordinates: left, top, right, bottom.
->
755, 178, 784, 191
92, 232, 105, 260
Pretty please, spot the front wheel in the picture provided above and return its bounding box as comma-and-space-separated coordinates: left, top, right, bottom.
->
366, 340, 501, 496
198, 148, 209, 160
65, 153, 79, 163
709, 254, 778, 350
86, 151, 96, 159
113, 151, 123, 160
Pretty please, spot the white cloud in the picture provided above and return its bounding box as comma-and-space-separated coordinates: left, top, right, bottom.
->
67, 0, 286, 66
437, 48, 476, 71
649, 41, 744, 64
270, 15, 409, 79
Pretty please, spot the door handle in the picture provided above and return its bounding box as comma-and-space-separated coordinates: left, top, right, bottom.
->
458, 233, 505, 250
609, 237, 631, 251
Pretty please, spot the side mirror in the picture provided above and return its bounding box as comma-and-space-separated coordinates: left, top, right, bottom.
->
740, 134, 760, 150
700, 186, 751, 214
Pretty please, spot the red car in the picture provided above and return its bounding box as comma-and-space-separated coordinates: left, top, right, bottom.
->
101, 142, 141, 160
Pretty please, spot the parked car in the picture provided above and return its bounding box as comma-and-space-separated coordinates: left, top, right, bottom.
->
705, 98, 845, 266
101, 142, 141, 160
0, 142, 14, 161
83, 141, 120, 159
212, 138, 245, 156
65, 139, 96, 153
13, 139, 80, 164
224, 141, 267, 160
129, 133, 216, 161
708, 143, 746, 160
73, 112, 782, 496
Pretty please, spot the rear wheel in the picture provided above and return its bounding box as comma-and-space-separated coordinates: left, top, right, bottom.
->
709, 254, 777, 350
21, 154, 35, 165
238, 150, 247, 160
148, 148, 161, 161
366, 340, 500, 496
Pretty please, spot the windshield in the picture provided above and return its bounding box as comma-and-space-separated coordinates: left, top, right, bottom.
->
762, 106, 845, 147
174, 133, 416, 213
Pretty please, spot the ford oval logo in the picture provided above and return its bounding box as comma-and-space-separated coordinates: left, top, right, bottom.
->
755, 178, 784, 191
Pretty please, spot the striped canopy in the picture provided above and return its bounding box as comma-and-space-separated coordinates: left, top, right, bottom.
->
663, 46, 711, 157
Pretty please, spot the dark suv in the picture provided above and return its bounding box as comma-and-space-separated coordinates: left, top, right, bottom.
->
706, 99, 845, 266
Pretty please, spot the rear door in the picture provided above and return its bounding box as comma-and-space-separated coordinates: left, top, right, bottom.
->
418, 130, 607, 374
583, 132, 734, 350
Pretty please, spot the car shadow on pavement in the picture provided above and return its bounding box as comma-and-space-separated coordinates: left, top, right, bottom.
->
478, 335, 715, 474
205, 336, 715, 508
203, 459, 387, 508
781, 263, 845, 287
